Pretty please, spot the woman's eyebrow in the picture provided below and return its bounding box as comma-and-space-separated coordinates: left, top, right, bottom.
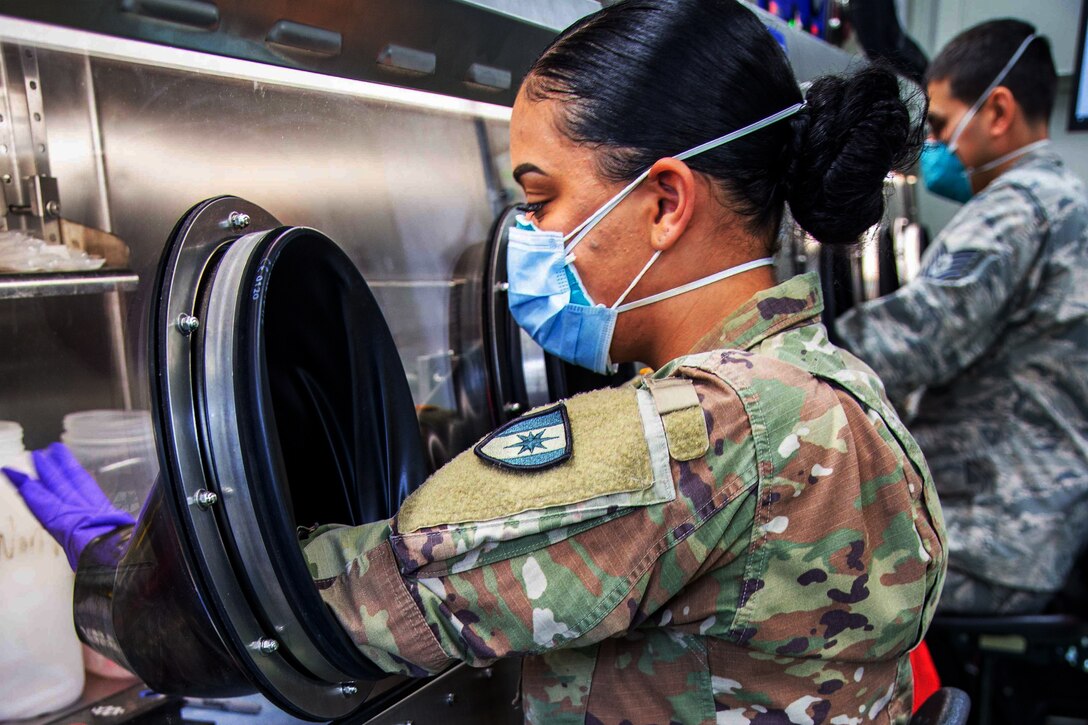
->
513, 163, 548, 184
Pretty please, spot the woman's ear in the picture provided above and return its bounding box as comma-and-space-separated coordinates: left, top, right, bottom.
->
645, 158, 696, 251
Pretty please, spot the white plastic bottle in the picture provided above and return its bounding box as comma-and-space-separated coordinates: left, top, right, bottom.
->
0, 421, 85, 719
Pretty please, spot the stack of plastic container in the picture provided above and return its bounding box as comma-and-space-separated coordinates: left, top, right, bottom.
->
0, 421, 85, 720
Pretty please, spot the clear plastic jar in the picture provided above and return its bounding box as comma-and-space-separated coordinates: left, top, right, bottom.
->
61, 410, 157, 517
61, 410, 155, 681
0, 421, 85, 720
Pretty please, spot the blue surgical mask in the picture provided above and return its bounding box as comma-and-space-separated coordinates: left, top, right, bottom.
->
921, 33, 1038, 204
507, 102, 803, 374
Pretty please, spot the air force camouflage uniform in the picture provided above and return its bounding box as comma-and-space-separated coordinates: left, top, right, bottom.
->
837, 147, 1088, 612
304, 273, 946, 724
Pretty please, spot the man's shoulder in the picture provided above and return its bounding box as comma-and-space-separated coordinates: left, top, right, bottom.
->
995, 152, 1088, 222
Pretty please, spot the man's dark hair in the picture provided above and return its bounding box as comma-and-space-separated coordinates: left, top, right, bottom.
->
926, 18, 1057, 124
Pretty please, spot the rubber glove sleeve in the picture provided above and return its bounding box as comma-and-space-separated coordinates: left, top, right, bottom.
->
2, 442, 135, 569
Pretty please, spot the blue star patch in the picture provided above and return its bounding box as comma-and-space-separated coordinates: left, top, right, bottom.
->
474, 404, 572, 471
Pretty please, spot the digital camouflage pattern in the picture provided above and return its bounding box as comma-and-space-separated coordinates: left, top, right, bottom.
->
837, 146, 1088, 601
303, 273, 946, 724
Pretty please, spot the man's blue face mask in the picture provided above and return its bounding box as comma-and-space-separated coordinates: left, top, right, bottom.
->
506, 102, 803, 375
921, 33, 1040, 204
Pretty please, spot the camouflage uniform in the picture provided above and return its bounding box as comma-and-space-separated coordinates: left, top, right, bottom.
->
836, 146, 1088, 611
304, 273, 946, 724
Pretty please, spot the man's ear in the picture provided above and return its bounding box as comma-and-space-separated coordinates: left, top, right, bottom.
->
645, 157, 696, 252
986, 86, 1018, 138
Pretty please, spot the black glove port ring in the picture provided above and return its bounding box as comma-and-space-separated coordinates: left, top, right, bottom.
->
74, 196, 429, 722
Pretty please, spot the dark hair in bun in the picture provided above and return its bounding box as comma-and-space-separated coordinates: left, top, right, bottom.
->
525, 0, 923, 247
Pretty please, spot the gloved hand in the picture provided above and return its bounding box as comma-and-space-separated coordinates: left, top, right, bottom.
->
2, 443, 135, 569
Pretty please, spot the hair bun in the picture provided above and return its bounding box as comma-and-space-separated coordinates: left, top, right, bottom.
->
784, 66, 921, 246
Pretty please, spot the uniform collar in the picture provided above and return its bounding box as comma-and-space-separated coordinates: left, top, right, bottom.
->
686, 272, 824, 355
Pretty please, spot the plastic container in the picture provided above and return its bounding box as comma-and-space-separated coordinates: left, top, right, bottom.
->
0, 421, 86, 720
61, 409, 157, 517
61, 410, 155, 681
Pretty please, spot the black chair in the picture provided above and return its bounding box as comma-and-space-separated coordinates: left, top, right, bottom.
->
927, 613, 1088, 724
910, 687, 971, 725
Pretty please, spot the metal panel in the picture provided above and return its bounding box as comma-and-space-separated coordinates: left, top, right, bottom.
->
0, 0, 559, 108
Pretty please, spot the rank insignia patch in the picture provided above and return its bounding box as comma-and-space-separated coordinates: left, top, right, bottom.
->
474, 404, 572, 471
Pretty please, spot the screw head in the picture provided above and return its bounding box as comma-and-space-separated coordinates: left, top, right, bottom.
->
195, 489, 218, 509
256, 638, 279, 655
340, 683, 358, 697
228, 211, 251, 230
503, 402, 521, 414
176, 313, 200, 335
44, 200, 60, 217
444, 693, 456, 706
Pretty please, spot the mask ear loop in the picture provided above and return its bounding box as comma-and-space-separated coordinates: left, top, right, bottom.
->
609, 250, 663, 310
948, 33, 1036, 152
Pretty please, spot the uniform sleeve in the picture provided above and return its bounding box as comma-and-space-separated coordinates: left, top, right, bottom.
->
835, 184, 1046, 402
301, 377, 760, 677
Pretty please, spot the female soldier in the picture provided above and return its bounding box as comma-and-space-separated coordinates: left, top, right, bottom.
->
8, 0, 945, 722
302, 1, 945, 722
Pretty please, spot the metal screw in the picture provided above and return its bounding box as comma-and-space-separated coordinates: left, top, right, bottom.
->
176, 313, 200, 335
44, 200, 60, 217
503, 402, 522, 414
444, 693, 456, 706
2, 175, 10, 184
340, 683, 358, 697
481, 667, 493, 679
494, 281, 510, 293
256, 638, 279, 655
228, 211, 251, 230
195, 489, 218, 509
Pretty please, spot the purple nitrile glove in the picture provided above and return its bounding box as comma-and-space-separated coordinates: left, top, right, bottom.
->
2, 442, 135, 569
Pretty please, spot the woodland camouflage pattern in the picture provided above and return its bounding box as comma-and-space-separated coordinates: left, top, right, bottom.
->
304, 273, 946, 724
837, 147, 1088, 600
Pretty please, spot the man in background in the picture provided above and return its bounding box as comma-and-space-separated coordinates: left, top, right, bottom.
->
837, 19, 1088, 614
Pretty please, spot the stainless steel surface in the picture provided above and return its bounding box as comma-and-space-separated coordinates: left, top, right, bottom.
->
0, 270, 139, 298
0, 20, 520, 457
457, 0, 600, 30
19, 47, 48, 176
103, 289, 134, 410
0, 0, 559, 108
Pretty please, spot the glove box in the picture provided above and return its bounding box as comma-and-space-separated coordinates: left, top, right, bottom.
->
73, 196, 430, 722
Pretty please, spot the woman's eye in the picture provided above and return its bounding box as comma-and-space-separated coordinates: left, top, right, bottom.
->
516, 201, 546, 214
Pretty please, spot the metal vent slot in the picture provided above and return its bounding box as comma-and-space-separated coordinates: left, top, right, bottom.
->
118, 0, 219, 29
265, 20, 342, 57
376, 44, 437, 76
465, 62, 511, 91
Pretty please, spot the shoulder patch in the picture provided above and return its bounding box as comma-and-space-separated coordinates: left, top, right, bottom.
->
922, 250, 985, 281
474, 403, 572, 470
